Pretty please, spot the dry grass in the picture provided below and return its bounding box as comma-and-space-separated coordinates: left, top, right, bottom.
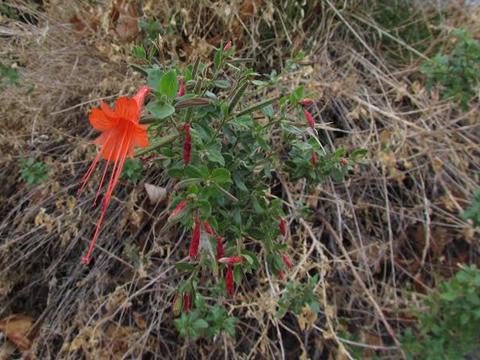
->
1, 0, 479, 359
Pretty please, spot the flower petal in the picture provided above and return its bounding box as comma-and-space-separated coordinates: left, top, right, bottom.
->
114, 97, 138, 121
100, 101, 117, 120
89, 108, 118, 131
133, 124, 149, 148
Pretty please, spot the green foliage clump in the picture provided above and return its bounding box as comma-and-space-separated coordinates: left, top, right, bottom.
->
19, 157, 49, 187
422, 29, 480, 109
173, 281, 237, 340
120, 158, 144, 185
373, 1, 441, 56
1, 53, 21, 88
276, 274, 320, 317
462, 188, 480, 228
401, 264, 480, 360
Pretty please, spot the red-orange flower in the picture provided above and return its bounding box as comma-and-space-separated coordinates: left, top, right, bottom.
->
78, 86, 150, 265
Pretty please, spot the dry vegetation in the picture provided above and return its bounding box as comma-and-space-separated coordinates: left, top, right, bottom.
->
1, 0, 479, 359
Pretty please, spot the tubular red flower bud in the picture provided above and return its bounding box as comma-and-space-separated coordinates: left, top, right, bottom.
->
218, 257, 245, 264
226, 265, 234, 296
277, 270, 284, 279
182, 292, 190, 312
216, 236, 225, 260
277, 215, 286, 236
283, 255, 293, 269
223, 41, 232, 51
340, 157, 349, 165
204, 221, 213, 235
299, 98, 314, 106
177, 77, 185, 97
312, 149, 317, 165
301, 107, 315, 129
183, 123, 191, 165
189, 215, 201, 259
170, 200, 187, 219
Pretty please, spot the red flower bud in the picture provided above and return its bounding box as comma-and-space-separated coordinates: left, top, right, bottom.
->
182, 292, 190, 312
283, 255, 293, 269
216, 236, 225, 260
277, 216, 286, 236
177, 77, 185, 97
340, 157, 349, 165
183, 123, 191, 165
189, 215, 200, 259
299, 98, 314, 106
218, 256, 245, 264
203, 221, 213, 234
301, 107, 315, 129
223, 41, 232, 51
169, 200, 186, 219
226, 264, 234, 296
312, 149, 317, 165
277, 270, 284, 279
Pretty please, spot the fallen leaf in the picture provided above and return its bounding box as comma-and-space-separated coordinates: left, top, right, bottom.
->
0, 315, 36, 351
144, 183, 168, 204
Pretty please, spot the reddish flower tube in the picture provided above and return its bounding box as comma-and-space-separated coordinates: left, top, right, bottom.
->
340, 157, 349, 165
299, 98, 314, 105
312, 149, 317, 165
218, 257, 245, 264
177, 77, 185, 97
203, 221, 213, 235
277, 216, 286, 236
189, 215, 201, 259
183, 123, 191, 165
216, 236, 225, 260
182, 292, 190, 312
226, 265, 234, 296
283, 255, 293, 269
169, 200, 187, 220
301, 107, 315, 129
223, 41, 232, 51
277, 270, 285, 279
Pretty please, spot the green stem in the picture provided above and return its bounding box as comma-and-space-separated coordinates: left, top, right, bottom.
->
134, 131, 180, 157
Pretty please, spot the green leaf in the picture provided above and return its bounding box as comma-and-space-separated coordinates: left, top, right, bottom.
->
207, 150, 225, 166
261, 104, 274, 118
175, 178, 202, 189
192, 319, 209, 330
233, 265, 242, 286
235, 96, 281, 117
132, 45, 146, 60
146, 66, 163, 90
167, 168, 184, 179
160, 70, 178, 99
174, 263, 197, 271
213, 80, 231, 89
214, 50, 222, 71
185, 165, 203, 179
147, 101, 175, 119
211, 168, 230, 184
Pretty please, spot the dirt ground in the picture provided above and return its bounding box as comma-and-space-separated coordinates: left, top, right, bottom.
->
1, 1, 479, 359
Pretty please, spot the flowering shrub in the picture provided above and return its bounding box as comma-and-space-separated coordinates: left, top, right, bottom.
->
77, 42, 365, 338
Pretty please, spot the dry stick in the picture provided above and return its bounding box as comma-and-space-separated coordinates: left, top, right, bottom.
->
277, 176, 355, 359
317, 214, 403, 350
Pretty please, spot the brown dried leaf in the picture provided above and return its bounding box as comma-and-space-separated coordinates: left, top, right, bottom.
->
144, 183, 168, 204
0, 315, 36, 351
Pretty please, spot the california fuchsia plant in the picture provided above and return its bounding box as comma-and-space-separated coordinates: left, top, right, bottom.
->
77, 42, 365, 339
